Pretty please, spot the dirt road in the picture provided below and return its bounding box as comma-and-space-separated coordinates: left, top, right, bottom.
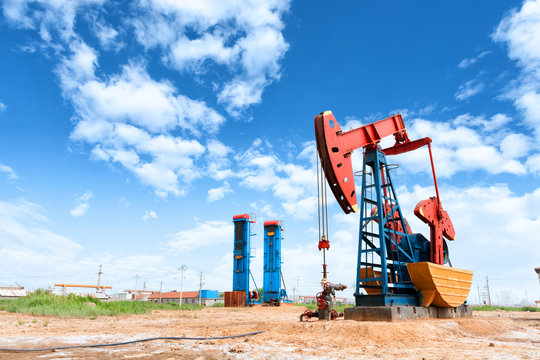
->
0, 306, 538, 359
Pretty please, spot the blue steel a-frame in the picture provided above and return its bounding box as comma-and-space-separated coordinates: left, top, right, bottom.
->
355, 150, 429, 306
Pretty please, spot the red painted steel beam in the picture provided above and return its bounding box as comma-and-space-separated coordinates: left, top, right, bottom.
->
314, 111, 409, 214
382, 137, 431, 156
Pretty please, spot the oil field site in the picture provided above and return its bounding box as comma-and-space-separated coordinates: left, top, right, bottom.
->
0, 306, 538, 359
0, 0, 540, 359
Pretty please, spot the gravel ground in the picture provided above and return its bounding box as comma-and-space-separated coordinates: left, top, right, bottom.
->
0, 306, 538, 359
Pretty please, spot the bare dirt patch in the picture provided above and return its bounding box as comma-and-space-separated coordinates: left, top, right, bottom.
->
0, 306, 538, 359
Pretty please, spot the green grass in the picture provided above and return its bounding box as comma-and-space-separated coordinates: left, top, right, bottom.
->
0, 289, 204, 317
472, 305, 539, 312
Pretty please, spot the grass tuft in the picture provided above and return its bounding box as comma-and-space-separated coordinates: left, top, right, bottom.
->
0, 289, 204, 317
472, 305, 539, 312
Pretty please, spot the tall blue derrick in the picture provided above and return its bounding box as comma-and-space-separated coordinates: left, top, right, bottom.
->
263, 220, 286, 303
232, 214, 259, 304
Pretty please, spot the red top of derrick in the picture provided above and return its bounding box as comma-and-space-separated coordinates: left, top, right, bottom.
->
264, 220, 282, 230
233, 214, 250, 220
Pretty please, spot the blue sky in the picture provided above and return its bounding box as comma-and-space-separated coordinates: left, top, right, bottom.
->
0, 0, 539, 305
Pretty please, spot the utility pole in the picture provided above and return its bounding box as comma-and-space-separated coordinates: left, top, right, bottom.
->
486, 276, 492, 306
198, 271, 205, 306
179, 265, 186, 307
134, 274, 140, 301
159, 280, 163, 304
296, 276, 300, 302
96, 264, 102, 294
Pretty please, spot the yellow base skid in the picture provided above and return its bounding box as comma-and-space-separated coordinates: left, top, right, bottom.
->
407, 262, 473, 308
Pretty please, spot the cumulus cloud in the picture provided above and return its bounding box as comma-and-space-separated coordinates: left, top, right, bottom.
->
166, 220, 233, 253
396, 183, 540, 297
390, 116, 528, 177
0, 163, 18, 180
134, 0, 291, 115
2, 1, 290, 198
493, 0, 540, 139
207, 182, 232, 202
452, 113, 512, 132
70, 190, 93, 217
1, 0, 104, 43
59, 44, 221, 197
0, 101, 6, 112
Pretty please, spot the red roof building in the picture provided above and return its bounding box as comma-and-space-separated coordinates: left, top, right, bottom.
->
148, 291, 199, 304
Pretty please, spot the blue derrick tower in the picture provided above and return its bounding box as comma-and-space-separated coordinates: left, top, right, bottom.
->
263, 220, 287, 303
232, 214, 259, 304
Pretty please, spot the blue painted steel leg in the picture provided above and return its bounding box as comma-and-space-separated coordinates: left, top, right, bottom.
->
232, 215, 252, 304
355, 150, 419, 307
263, 221, 284, 303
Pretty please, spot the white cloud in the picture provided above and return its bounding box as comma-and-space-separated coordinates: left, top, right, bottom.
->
0, 163, 18, 180
493, 0, 540, 73
396, 183, 540, 299
0, 198, 83, 269
250, 200, 278, 218
0, 101, 6, 112
70, 190, 93, 217
500, 133, 534, 159
453, 113, 512, 132
166, 220, 233, 253
1, 0, 104, 43
526, 153, 540, 174
142, 210, 158, 221
0, 197, 173, 291
391, 116, 528, 178
207, 182, 232, 202
493, 0, 540, 139
2, 1, 291, 198
458, 50, 491, 69
455, 78, 485, 101
93, 20, 123, 51
282, 196, 318, 220
134, 0, 291, 115
60, 45, 217, 197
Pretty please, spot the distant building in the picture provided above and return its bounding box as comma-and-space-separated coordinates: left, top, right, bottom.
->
149, 290, 219, 305
0, 286, 26, 300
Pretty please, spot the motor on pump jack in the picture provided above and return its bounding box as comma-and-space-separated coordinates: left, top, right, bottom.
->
301, 111, 473, 321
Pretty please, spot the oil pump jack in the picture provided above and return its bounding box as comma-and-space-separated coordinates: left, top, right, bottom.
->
305, 111, 472, 321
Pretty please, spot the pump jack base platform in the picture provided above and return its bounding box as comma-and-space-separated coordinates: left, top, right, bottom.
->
344, 304, 471, 322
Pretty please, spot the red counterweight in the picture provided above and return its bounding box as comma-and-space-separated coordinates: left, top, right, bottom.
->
414, 197, 455, 265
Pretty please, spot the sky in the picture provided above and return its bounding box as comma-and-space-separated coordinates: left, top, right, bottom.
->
0, 0, 539, 305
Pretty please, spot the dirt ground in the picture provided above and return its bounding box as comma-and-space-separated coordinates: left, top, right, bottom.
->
0, 306, 538, 359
